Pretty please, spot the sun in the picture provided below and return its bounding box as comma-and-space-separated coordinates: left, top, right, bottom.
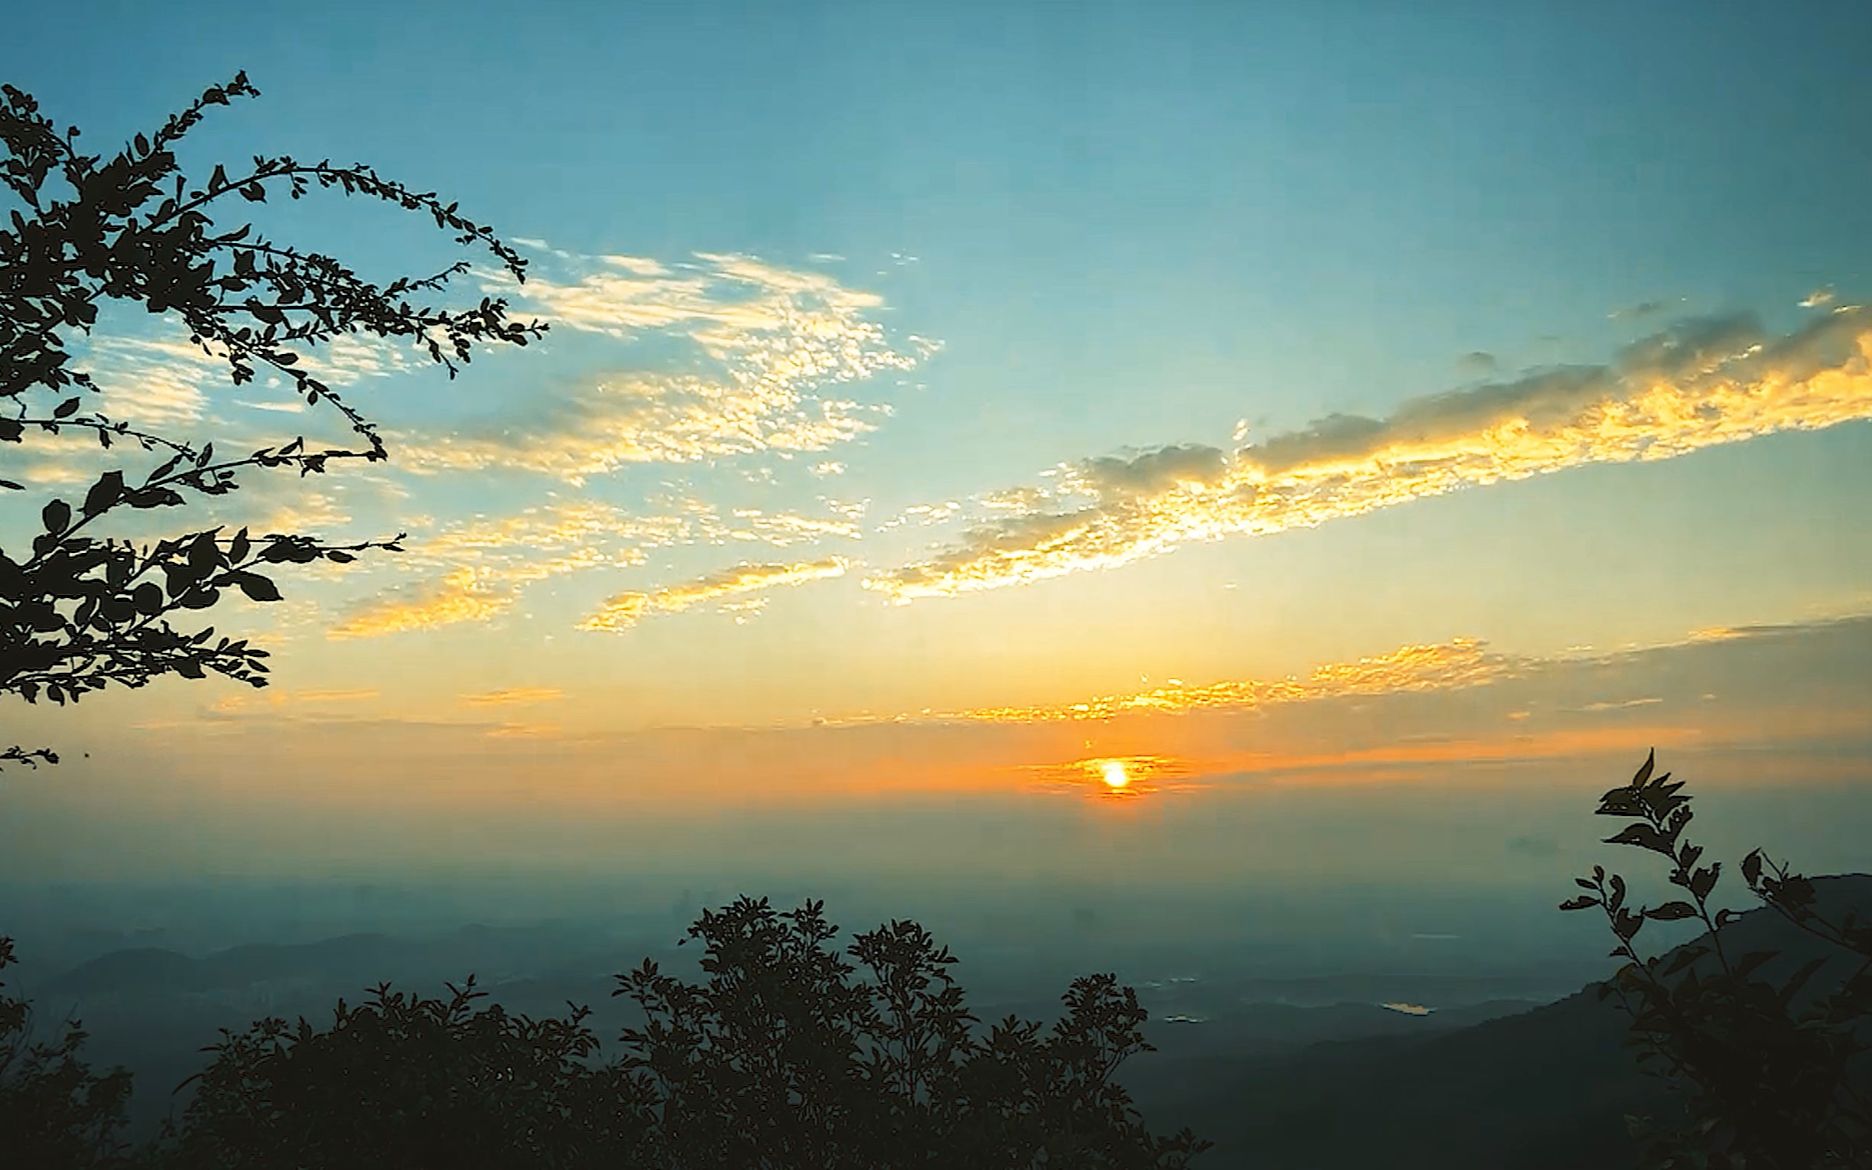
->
1099, 759, 1130, 790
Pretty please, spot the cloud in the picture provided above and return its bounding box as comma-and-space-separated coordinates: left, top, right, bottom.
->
76, 327, 419, 429
924, 638, 1523, 724
325, 496, 872, 639
461, 687, 564, 707
868, 309, 1872, 601
1576, 697, 1663, 713
1609, 299, 1673, 321
580, 557, 849, 632
328, 568, 512, 639
1457, 351, 1498, 374
1801, 287, 1836, 309
402, 252, 938, 480
199, 687, 381, 720
1070, 444, 1228, 498
485, 721, 564, 739
79, 335, 221, 426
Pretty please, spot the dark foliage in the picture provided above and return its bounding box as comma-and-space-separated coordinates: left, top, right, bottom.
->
0, 936, 137, 1169
0, 74, 542, 761
1563, 752, 1872, 1168
161, 976, 656, 1170
6, 900, 1206, 1169
611, 896, 1209, 1169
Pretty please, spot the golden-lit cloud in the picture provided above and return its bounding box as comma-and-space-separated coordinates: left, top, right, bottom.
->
945, 638, 1521, 723
81, 335, 219, 426
328, 568, 511, 639
461, 687, 564, 707
402, 251, 938, 479
580, 556, 849, 631
322, 494, 874, 639
868, 310, 1872, 601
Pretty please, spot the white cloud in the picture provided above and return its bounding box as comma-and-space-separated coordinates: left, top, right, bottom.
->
403, 252, 938, 480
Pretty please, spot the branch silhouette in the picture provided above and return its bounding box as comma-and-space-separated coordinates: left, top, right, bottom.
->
0, 72, 544, 763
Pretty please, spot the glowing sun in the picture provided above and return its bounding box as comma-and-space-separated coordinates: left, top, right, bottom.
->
1099, 759, 1130, 790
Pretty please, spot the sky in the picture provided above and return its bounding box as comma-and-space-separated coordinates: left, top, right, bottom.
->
3, 2, 1871, 906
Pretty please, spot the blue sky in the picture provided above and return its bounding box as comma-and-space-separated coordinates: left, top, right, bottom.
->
4, 2, 1872, 885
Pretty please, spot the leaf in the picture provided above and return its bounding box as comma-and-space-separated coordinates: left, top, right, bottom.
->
83, 470, 125, 515
53, 397, 80, 418
1645, 902, 1697, 921
1735, 950, 1778, 980
1781, 956, 1830, 1003
1742, 850, 1764, 886
1604, 823, 1673, 854
132, 582, 163, 615
42, 499, 70, 533
188, 531, 222, 575
233, 573, 280, 602
1661, 945, 1708, 976
1632, 750, 1656, 788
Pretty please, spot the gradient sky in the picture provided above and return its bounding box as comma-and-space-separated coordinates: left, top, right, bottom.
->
4, 2, 1871, 893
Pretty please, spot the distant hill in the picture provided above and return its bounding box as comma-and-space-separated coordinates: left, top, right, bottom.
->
1131, 874, 1872, 1170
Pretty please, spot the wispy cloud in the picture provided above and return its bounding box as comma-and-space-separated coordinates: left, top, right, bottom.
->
1576, 696, 1664, 713
461, 687, 564, 707
580, 556, 849, 631
79, 335, 221, 427
324, 492, 873, 639
938, 638, 1520, 724
402, 251, 938, 480
868, 310, 1872, 601
328, 568, 512, 639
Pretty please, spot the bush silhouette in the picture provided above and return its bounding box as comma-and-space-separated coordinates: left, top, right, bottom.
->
1564, 751, 1872, 1168
0, 937, 137, 1169
162, 976, 656, 1170
609, 897, 1208, 1169
75, 898, 1207, 1169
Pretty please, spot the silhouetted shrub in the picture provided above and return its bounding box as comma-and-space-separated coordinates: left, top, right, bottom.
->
162, 977, 655, 1170
0, 936, 136, 1169
146, 898, 1206, 1169
614, 896, 1209, 1169
1564, 752, 1872, 1168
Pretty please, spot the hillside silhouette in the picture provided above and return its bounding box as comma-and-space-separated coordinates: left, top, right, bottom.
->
1137, 873, 1872, 1169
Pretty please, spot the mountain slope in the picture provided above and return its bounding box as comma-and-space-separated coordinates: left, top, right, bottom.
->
1138, 874, 1872, 1169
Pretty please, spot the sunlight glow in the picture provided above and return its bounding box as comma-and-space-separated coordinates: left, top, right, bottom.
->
1100, 759, 1130, 789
